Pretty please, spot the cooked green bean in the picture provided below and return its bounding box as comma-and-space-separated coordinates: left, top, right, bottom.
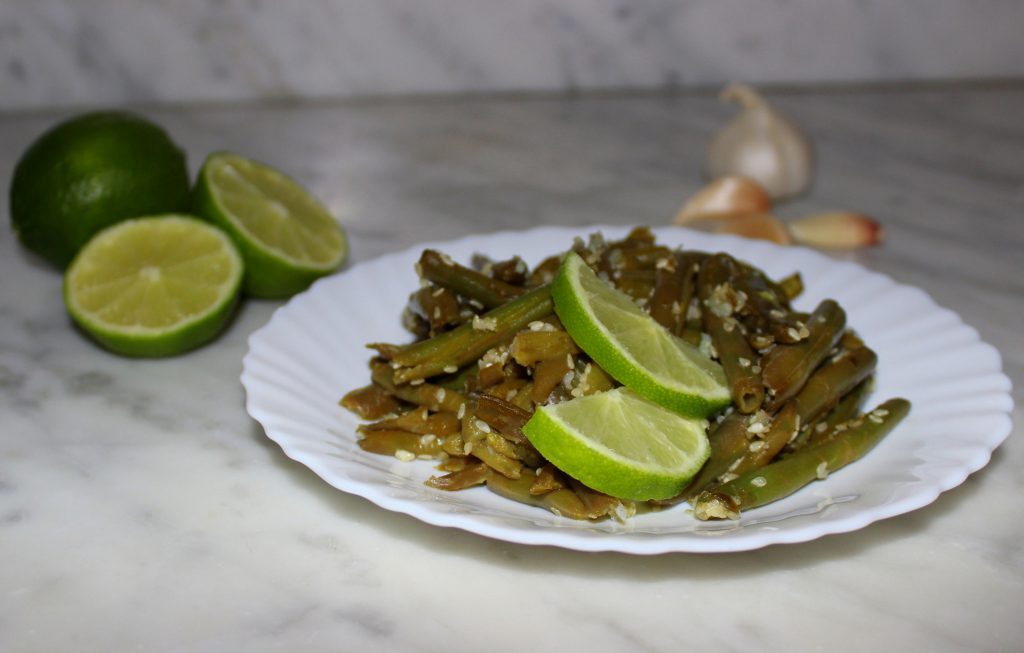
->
390, 285, 554, 383
793, 378, 871, 451
762, 299, 846, 411
698, 254, 764, 414
791, 346, 878, 426
418, 249, 524, 309
370, 360, 467, 413
649, 254, 684, 332
692, 398, 910, 519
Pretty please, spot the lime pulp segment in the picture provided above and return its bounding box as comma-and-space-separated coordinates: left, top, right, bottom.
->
552, 252, 730, 418
523, 387, 710, 501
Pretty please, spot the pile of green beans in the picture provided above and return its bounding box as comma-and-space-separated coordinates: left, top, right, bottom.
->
341, 227, 909, 521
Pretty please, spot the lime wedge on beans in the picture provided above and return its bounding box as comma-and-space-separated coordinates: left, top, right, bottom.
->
551, 251, 730, 418
523, 387, 710, 501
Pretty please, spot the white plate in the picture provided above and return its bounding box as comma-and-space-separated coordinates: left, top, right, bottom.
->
242, 226, 1013, 554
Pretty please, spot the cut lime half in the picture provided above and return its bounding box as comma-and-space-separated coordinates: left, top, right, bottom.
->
193, 152, 347, 298
63, 215, 243, 357
552, 251, 730, 418
523, 387, 710, 501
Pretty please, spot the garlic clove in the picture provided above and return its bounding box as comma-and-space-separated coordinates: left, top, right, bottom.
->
706, 83, 814, 200
685, 212, 792, 245
674, 175, 773, 225
789, 211, 884, 249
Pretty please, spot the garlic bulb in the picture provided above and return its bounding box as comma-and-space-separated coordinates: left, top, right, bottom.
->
674, 175, 773, 225
706, 84, 814, 200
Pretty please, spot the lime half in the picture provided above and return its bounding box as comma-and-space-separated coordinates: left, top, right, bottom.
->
64, 215, 243, 357
523, 387, 710, 501
193, 152, 347, 298
552, 251, 730, 418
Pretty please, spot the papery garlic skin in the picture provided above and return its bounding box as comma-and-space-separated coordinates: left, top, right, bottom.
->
674, 175, 773, 225
707, 84, 814, 200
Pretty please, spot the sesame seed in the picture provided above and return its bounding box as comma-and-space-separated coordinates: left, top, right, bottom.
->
419, 433, 437, 446
432, 287, 445, 297
394, 449, 415, 462
747, 422, 766, 434
816, 462, 829, 479
738, 357, 751, 368
435, 388, 446, 402
787, 327, 801, 340
749, 440, 766, 451
868, 414, 884, 424
463, 443, 473, 455
433, 306, 442, 320
443, 364, 458, 374
873, 408, 890, 417
410, 378, 425, 386
474, 419, 491, 433
456, 404, 466, 419
751, 476, 767, 488
472, 315, 498, 331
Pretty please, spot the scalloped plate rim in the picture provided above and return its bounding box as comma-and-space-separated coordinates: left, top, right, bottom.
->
242, 225, 1013, 554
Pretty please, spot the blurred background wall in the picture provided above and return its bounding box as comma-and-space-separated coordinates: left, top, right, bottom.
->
2, 0, 1021, 111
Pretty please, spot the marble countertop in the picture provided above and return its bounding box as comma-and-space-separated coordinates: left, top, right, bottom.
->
1, 86, 1020, 651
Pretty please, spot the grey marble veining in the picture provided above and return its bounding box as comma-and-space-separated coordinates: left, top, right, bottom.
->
1, 86, 1022, 651
2, 0, 1023, 111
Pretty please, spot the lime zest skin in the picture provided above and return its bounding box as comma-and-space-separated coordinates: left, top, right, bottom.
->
551, 251, 730, 418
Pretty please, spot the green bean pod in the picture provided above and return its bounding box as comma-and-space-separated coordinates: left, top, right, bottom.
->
698, 254, 764, 414
391, 285, 554, 383
692, 398, 910, 520
762, 299, 847, 411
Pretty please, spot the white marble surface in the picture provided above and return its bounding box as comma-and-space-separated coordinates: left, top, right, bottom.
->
2, 0, 1024, 111
1, 87, 1022, 651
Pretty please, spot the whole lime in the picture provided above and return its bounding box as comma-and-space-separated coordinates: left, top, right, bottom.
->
9, 111, 192, 269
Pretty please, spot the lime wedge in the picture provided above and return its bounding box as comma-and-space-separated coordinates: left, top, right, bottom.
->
193, 152, 347, 298
63, 215, 243, 357
523, 387, 710, 501
552, 251, 730, 418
